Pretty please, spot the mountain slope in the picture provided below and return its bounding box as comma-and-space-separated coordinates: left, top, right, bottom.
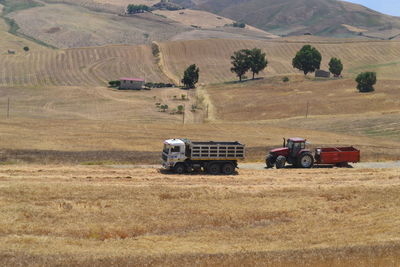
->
174, 0, 400, 38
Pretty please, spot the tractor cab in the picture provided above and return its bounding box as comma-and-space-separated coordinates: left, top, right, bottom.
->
285, 137, 306, 157
266, 137, 313, 169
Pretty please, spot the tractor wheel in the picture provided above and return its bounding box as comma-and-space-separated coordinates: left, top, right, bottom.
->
275, 156, 286, 169
174, 163, 186, 174
299, 153, 314, 168
207, 163, 221, 175
222, 163, 235, 175
266, 154, 275, 168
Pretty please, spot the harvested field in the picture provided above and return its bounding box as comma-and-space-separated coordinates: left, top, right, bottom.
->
8, 3, 189, 48
0, 44, 167, 86
0, 165, 399, 266
159, 38, 400, 84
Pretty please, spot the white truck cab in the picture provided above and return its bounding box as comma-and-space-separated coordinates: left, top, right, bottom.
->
162, 139, 187, 169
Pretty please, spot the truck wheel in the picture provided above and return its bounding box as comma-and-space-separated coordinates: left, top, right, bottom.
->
275, 156, 286, 169
266, 154, 275, 168
207, 163, 221, 175
299, 153, 314, 168
174, 163, 186, 174
222, 163, 235, 175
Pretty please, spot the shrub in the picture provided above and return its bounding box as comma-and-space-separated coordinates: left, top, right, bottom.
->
282, 76, 289, 82
356, 72, 377, 93
23, 46, 29, 52
108, 80, 121, 87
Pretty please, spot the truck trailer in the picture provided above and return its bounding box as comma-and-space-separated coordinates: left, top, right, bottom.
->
162, 139, 245, 174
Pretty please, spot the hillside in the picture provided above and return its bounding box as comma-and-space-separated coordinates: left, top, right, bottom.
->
175, 0, 400, 39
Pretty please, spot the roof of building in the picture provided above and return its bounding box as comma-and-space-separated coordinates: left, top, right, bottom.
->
120, 78, 145, 82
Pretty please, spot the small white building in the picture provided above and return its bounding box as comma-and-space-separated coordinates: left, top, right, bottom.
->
119, 77, 145, 90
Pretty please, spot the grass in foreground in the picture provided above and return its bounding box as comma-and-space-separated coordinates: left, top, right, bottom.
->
0, 166, 399, 265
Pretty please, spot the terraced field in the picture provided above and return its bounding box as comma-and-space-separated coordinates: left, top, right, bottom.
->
0, 44, 167, 86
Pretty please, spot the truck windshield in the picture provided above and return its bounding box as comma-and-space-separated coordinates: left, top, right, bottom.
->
163, 144, 170, 154
171, 146, 180, 153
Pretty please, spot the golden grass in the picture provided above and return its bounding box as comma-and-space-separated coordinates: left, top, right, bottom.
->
159, 38, 400, 84
0, 165, 399, 265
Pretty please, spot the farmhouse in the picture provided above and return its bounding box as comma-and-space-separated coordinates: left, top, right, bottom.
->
119, 77, 145, 90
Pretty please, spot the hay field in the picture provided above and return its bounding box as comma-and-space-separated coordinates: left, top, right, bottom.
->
0, 165, 399, 266
0, 4, 48, 52
0, 44, 167, 86
8, 3, 189, 48
159, 38, 400, 84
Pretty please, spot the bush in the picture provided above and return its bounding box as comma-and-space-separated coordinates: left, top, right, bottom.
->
108, 80, 121, 87
282, 76, 289, 82
23, 46, 29, 52
232, 22, 246, 28
356, 72, 377, 93
127, 4, 150, 14
145, 82, 174, 88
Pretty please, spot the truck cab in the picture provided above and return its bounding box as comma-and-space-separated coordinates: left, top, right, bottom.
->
162, 139, 187, 170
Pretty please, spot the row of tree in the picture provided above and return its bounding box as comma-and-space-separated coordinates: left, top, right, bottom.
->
180, 45, 376, 92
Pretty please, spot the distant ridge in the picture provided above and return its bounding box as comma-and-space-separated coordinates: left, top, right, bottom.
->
172, 0, 400, 39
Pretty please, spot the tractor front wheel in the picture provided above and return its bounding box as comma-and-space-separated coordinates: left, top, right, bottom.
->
275, 156, 286, 169
266, 154, 275, 168
299, 153, 314, 168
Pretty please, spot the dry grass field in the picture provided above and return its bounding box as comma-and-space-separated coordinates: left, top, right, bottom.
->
159, 38, 400, 84
0, 44, 167, 86
0, 165, 399, 266
8, 3, 189, 48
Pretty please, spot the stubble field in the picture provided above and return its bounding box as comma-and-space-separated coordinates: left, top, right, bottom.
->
0, 165, 399, 266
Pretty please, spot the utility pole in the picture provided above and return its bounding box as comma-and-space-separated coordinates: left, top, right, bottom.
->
7, 98, 10, 119
305, 101, 309, 119
182, 104, 185, 124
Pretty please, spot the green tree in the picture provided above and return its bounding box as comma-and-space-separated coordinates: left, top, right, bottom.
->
160, 104, 169, 112
127, 4, 150, 14
292, 45, 322, 75
329, 57, 343, 77
230, 50, 250, 81
177, 105, 184, 114
246, 48, 268, 79
181, 64, 199, 89
356, 72, 377, 93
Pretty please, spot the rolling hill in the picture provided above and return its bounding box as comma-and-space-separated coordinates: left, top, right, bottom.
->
175, 0, 400, 39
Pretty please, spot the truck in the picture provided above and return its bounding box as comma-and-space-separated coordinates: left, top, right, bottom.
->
162, 139, 245, 174
266, 137, 360, 169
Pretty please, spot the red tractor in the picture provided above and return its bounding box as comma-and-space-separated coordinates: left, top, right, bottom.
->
266, 137, 314, 169
266, 137, 360, 169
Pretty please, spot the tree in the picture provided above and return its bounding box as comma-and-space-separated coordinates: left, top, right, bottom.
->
23, 46, 29, 52
246, 48, 268, 79
230, 50, 250, 81
356, 72, 377, 92
292, 45, 322, 75
160, 104, 169, 112
329, 57, 343, 77
177, 105, 184, 114
127, 4, 150, 14
181, 64, 199, 89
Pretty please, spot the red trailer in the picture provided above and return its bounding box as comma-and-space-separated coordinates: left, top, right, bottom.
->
266, 138, 361, 169
314, 147, 360, 166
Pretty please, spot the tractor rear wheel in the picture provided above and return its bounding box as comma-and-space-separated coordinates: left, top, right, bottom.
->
266, 154, 275, 168
207, 163, 221, 175
299, 153, 314, 168
275, 156, 286, 169
222, 163, 235, 175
